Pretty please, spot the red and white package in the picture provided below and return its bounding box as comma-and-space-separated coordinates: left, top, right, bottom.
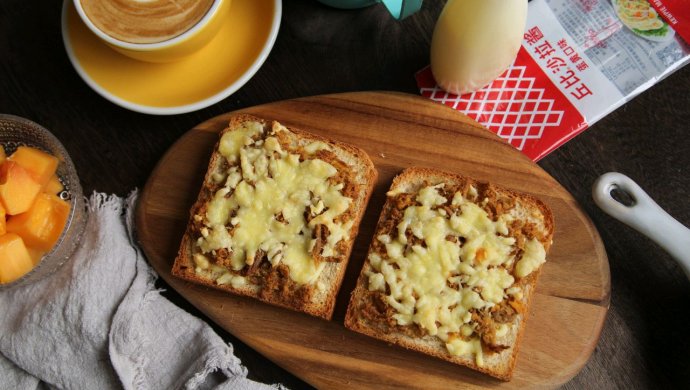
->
416, 0, 690, 161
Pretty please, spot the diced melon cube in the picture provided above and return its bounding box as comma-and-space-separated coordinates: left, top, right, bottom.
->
44, 174, 64, 195
0, 161, 42, 215
0, 145, 5, 164
6, 193, 70, 251
9, 146, 59, 187
0, 233, 34, 283
27, 247, 45, 266
0, 204, 5, 235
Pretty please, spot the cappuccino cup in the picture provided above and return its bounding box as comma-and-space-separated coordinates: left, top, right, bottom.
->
73, 0, 230, 62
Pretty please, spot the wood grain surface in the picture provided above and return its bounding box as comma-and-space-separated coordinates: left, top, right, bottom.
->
136, 92, 610, 389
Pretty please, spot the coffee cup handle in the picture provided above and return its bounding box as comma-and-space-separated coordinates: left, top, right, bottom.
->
380, 0, 422, 19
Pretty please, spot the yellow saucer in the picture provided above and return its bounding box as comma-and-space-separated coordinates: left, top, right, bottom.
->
61, 0, 280, 115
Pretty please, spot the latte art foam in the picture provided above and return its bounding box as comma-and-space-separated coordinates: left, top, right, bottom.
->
80, 0, 216, 44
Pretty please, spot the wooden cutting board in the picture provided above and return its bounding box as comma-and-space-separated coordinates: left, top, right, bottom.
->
136, 92, 610, 389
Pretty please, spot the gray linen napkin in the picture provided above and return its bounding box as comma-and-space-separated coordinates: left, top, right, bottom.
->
0, 192, 282, 390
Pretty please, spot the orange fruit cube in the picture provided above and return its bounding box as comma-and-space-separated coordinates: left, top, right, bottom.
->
27, 247, 45, 266
0, 145, 6, 164
6, 193, 70, 251
9, 146, 59, 187
0, 161, 42, 215
0, 204, 5, 235
0, 233, 35, 283
44, 174, 64, 195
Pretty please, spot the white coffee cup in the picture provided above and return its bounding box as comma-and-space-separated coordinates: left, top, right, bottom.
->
72, 0, 231, 62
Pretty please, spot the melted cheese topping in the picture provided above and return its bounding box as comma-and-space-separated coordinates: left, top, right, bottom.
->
195, 122, 352, 285
193, 253, 246, 288
515, 237, 546, 278
366, 184, 546, 366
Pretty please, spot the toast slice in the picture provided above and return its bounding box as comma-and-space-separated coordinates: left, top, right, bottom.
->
344, 167, 554, 380
173, 114, 376, 319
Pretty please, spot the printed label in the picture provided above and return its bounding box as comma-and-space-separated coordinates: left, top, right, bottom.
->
417, 0, 689, 161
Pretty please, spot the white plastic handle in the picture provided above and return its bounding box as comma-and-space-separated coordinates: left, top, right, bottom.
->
593, 172, 690, 280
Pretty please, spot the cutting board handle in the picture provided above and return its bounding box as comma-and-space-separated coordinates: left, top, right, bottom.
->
593, 172, 690, 280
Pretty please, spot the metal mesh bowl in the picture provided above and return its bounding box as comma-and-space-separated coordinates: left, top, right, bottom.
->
0, 114, 87, 289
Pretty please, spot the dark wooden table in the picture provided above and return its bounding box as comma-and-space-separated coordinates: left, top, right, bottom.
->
1, 1, 689, 389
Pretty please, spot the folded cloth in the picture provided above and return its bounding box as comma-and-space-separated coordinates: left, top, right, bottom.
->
0, 192, 282, 390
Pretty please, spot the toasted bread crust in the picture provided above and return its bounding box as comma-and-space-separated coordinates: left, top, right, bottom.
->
344, 167, 554, 380
172, 114, 377, 319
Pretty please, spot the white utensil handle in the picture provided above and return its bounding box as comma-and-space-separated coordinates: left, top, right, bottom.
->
593, 172, 690, 280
